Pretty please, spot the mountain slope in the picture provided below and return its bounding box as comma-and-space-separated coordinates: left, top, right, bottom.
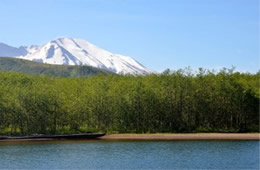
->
0, 57, 113, 77
0, 43, 27, 57
18, 38, 152, 75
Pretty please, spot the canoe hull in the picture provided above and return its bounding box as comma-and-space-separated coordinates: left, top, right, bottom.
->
0, 133, 105, 141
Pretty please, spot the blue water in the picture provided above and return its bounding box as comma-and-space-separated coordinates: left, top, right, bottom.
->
0, 140, 259, 169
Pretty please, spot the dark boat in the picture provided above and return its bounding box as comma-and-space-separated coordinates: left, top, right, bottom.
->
0, 136, 8, 140
0, 133, 105, 141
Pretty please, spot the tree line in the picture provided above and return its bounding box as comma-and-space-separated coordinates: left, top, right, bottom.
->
0, 68, 259, 135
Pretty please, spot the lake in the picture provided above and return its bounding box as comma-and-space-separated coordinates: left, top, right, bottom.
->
0, 140, 259, 169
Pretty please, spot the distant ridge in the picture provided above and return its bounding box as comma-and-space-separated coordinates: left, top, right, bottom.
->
0, 57, 113, 77
0, 43, 27, 57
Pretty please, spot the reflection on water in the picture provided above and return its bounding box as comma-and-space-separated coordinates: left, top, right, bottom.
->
0, 140, 259, 169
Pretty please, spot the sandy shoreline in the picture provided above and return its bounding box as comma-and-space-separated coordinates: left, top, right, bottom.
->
100, 133, 260, 141
0, 133, 259, 142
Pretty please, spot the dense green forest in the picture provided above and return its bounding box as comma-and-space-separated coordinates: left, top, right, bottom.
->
0, 68, 259, 135
0, 57, 113, 77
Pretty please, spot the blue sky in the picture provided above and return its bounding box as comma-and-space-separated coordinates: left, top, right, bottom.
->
0, 0, 259, 72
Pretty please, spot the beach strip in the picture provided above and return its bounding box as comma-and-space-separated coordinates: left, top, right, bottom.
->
100, 133, 260, 141
0, 133, 259, 142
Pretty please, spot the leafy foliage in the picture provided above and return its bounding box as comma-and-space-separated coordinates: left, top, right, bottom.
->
0, 68, 259, 135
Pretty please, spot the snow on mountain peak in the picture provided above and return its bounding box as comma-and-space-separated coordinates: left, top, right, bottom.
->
18, 38, 153, 75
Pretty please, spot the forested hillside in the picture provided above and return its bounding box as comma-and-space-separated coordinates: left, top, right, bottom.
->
0, 57, 113, 77
0, 68, 259, 135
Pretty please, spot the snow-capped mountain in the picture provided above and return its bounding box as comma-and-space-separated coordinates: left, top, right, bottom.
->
17, 38, 152, 75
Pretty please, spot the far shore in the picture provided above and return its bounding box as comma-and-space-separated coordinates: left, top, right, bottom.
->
0, 133, 259, 142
